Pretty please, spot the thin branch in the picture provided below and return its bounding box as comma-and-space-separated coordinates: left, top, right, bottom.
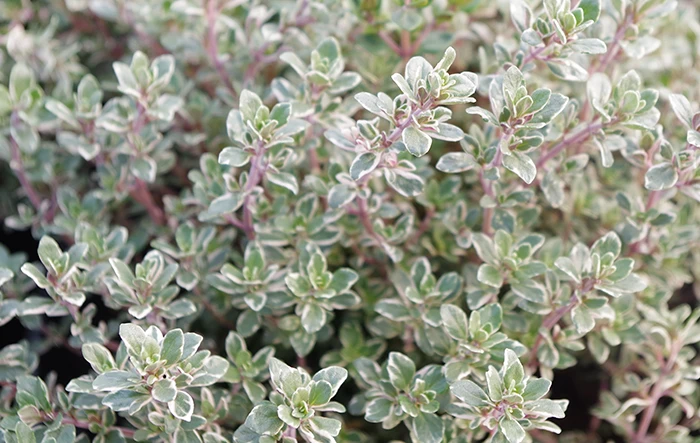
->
126, 103, 165, 226
633, 340, 681, 442
130, 178, 165, 225
206, 0, 238, 100
194, 287, 236, 330
536, 121, 604, 168
378, 30, 402, 56
60, 415, 135, 439
590, 13, 634, 74
405, 207, 435, 248
521, 45, 548, 67
356, 197, 383, 245
8, 112, 45, 215
481, 130, 508, 235
400, 29, 412, 60
241, 142, 268, 239
9, 133, 43, 211
528, 293, 580, 369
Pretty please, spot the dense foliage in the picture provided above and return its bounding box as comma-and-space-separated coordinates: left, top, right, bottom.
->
1, 0, 699, 442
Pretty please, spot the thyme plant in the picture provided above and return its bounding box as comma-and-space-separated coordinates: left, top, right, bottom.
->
0, 0, 699, 442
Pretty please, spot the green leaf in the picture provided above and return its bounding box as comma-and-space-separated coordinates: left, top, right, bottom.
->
587, 73, 611, 117
15, 422, 36, 443
503, 66, 524, 101
242, 380, 267, 404
440, 305, 469, 340
451, 380, 490, 407
21, 263, 50, 289
239, 403, 285, 436
0, 85, 12, 115
329, 268, 358, 293
208, 193, 243, 216
365, 397, 394, 422
669, 94, 694, 128
161, 329, 184, 365
355, 92, 382, 115
239, 90, 263, 122
132, 157, 157, 183
433, 46, 456, 72
500, 416, 526, 443
477, 264, 503, 288
503, 152, 537, 184
270, 103, 291, 126
9, 64, 36, 101
218, 147, 251, 167
82, 343, 116, 374
472, 234, 499, 264
403, 125, 432, 157
119, 323, 146, 356
530, 93, 569, 125
45, 99, 79, 128
279, 52, 308, 77
277, 404, 301, 427
244, 292, 266, 311
93, 370, 136, 391
313, 366, 347, 397
510, 0, 532, 32
37, 236, 62, 273
375, 299, 411, 321
387, 352, 415, 391
309, 380, 333, 406
102, 389, 149, 412
436, 152, 477, 173
349, 152, 380, 181
327, 184, 356, 209
578, 0, 601, 22
522, 29, 543, 46
301, 303, 326, 333
152, 378, 177, 402
392, 7, 423, 31
467, 107, 499, 125
150, 94, 183, 121
547, 59, 588, 82
329, 72, 361, 94
267, 171, 299, 195
411, 412, 444, 443
527, 89, 552, 114
385, 168, 425, 197
528, 398, 567, 418
309, 416, 342, 437
644, 163, 678, 191
113, 62, 139, 96
16, 376, 52, 412
11, 122, 40, 153
569, 38, 607, 54
591, 232, 621, 259
109, 258, 134, 286
169, 391, 194, 421
571, 304, 595, 334
522, 378, 551, 401
317, 37, 341, 62
0, 267, 13, 287
77, 74, 102, 110
503, 349, 524, 387
541, 171, 564, 208
485, 367, 504, 401
608, 258, 634, 281
431, 123, 464, 141
511, 281, 546, 303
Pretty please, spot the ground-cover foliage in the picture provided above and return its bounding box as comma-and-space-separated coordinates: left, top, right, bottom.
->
0, 0, 699, 442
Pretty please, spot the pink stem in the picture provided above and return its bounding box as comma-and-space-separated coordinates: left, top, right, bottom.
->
206, 0, 238, 100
